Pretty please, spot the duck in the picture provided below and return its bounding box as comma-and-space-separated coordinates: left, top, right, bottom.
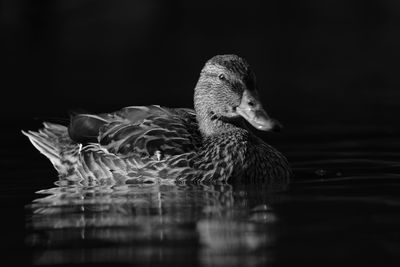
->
22, 55, 291, 186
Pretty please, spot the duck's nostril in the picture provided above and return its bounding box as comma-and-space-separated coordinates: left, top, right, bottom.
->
248, 101, 255, 107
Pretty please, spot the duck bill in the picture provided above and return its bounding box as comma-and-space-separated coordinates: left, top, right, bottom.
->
235, 90, 281, 131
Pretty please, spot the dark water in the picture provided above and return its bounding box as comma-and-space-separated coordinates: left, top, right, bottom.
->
3, 125, 400, 266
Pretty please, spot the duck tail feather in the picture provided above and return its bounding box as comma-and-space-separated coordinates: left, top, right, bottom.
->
22, 122, 78, 174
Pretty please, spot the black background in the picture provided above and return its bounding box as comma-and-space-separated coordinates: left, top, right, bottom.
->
2, 0, 399, 132
1, 1, 400, 266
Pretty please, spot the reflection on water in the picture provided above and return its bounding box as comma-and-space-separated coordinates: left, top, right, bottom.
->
26, 183, 281, 266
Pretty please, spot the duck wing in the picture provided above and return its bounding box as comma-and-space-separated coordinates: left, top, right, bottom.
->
69, 105, 201, 158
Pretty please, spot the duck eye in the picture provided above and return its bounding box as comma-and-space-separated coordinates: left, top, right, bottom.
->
218, 74, 226, 81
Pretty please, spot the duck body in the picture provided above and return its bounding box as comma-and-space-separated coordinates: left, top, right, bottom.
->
23, 55, 291, 186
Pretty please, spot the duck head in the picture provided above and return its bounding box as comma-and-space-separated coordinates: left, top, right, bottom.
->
194, 54, 281, 136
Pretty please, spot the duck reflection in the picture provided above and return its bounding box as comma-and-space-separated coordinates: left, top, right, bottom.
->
26, 182, 282, 266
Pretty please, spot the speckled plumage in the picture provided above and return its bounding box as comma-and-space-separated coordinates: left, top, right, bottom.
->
22, 55, 291, 187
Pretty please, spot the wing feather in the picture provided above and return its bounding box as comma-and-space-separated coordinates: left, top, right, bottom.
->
68, 105, 200, 159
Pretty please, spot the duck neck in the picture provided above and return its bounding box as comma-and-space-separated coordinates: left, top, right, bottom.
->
197, 114, 245, 137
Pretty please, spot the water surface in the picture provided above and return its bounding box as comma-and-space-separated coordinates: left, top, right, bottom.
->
3, 126, 400, 266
